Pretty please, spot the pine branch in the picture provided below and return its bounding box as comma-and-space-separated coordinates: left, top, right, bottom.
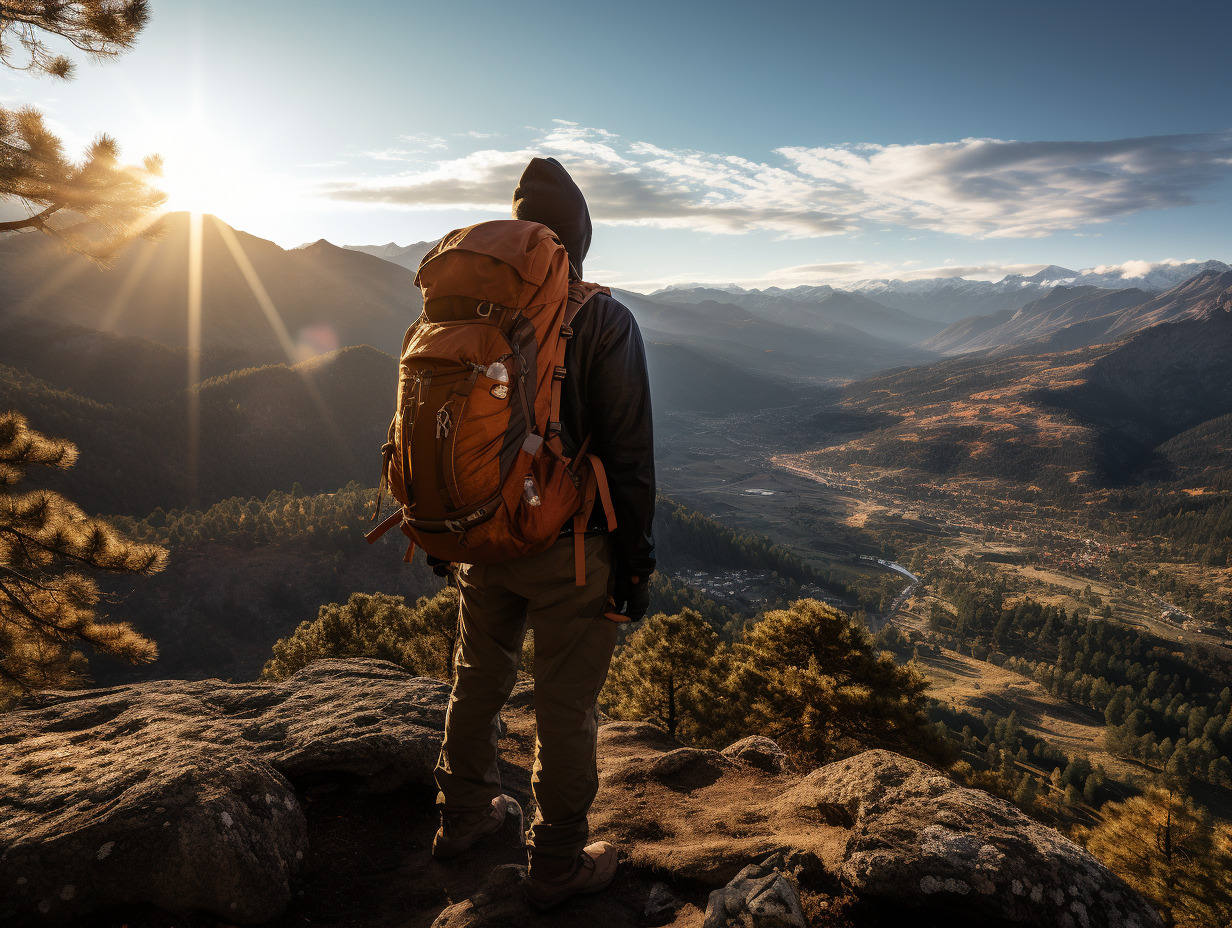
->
0, 202, 60, 232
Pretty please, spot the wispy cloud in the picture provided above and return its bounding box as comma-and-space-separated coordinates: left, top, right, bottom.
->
779, 132, 1232, 238
766, 261, 1053, 284
360, 148, 422, 162
319, 124, 1232, 240
398, 133, 448, 150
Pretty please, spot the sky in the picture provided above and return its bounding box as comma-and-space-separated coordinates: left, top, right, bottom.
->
4, 0, 1231, 290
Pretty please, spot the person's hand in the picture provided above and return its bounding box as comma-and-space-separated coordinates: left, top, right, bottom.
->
426, 555, 453, 579
606, 572, 651, 623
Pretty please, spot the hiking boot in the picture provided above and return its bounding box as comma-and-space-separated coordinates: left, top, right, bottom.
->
432, 794, 515, 860
526, 841, 618, 910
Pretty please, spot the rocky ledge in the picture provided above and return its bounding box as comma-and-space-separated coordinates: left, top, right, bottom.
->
0, 659, 1161, 928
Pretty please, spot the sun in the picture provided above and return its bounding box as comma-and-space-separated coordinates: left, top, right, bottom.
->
151, 117, 256, 219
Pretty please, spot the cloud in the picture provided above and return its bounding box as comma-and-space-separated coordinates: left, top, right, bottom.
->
1082, 257, 1205, 279
360, 148, 421, 162
318, 125, 1232, 240
322, 148, 532, 209
765, 261, 1053, 285
397, 133, 448, 150
780, 131, 1232, 238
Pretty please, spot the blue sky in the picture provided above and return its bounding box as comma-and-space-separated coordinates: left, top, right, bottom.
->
4, 0, 1231, 288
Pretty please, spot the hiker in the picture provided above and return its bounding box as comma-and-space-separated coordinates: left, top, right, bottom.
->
423, 158, 655, 906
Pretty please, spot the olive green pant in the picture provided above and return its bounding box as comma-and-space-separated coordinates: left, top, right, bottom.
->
433, 534, 617, 858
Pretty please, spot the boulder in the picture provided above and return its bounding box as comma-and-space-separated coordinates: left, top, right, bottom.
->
703, 861, 807, 928
597, 719, 676, 748
200, 659, 452, 790
617, 747, 738, 791
721, 736, 791, 775
779, 750, 1163, 928
644, 881, 684, 924
1, 660, 450, 924
430, 864, 529, 928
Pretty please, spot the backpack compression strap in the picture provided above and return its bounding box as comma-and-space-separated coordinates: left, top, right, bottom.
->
365, 506, 418, 563
572, 453, 617, 587
547, 283, 609, 454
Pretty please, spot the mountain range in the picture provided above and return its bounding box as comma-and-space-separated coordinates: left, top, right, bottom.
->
635, 286, 940, 346
5, 212, 1231, 514
0, 213, 420, 359
341, 240, 435, 271
657, 259, 1231, 327
924, 270, 1232, 356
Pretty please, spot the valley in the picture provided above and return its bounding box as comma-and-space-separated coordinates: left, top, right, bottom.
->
658, 389, 1232, 821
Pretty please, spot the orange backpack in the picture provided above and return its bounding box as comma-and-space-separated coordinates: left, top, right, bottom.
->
366, 219, 615, 585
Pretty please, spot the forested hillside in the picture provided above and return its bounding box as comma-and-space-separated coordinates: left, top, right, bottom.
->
0, 345, 396, 514
93, 486, 833, 685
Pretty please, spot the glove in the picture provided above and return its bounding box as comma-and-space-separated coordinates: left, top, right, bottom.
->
606, 572, 651, 623
425, 555, 453, 579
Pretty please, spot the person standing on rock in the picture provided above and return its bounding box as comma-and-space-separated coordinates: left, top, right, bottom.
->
429, 157, 656, 909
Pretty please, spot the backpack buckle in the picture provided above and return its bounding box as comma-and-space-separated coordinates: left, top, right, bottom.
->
559, 325, 573, 338
553, 365, 567, 381
547, 420, 562, 437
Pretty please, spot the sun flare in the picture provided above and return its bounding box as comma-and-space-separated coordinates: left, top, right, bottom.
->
151, 118, 256, 219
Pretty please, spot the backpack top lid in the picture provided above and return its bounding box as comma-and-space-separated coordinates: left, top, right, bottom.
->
415, 220, 567, 312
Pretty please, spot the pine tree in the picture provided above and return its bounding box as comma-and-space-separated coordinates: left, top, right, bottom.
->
1080, 787, 1232, 928
602, 609, 734, 745
730, 598, 947, 766
0, 0, 164, 256
261, 588, 458, 682
0, 412, 166, 702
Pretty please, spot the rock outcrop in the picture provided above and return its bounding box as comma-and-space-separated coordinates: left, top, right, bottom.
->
3, 659, 1163, 928
721, 736, 792, 774
778, 750, 1163, 928
1, 660, 450, 924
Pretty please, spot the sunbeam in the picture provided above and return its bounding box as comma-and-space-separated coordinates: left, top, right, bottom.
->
212, 216, 356, 466
212, 218, 299, 360
186, 211, 203, 508
98, 241, 159, 333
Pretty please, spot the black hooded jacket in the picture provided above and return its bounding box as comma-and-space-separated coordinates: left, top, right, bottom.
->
513, 158, 656, 577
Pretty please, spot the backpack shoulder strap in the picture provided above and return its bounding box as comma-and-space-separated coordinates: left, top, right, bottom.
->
564, 281, 608, 325
548, 282, 609, 452
571, 453, 618, 587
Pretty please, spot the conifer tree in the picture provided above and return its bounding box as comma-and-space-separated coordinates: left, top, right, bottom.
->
0, 412, 166, 702
731, 598, 946, 765
1080, 787, 1232, 927
0, 0, 165, 255
261, 588, 458, 682
603, 609, 734, 744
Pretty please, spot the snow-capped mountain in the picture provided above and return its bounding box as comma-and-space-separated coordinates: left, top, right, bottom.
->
654, 260, 1230, 326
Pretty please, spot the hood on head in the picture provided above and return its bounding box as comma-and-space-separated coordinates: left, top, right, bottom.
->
512, 157, 592, 278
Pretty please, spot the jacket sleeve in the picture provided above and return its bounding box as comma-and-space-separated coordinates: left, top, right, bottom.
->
586, 297, 656, 575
